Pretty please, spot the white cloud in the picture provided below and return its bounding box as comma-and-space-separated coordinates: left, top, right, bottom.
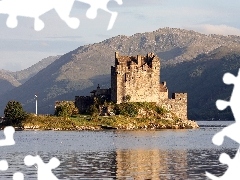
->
187, 24, 240, 36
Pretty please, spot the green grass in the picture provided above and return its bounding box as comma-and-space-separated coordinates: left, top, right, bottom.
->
18, 110, 198, 130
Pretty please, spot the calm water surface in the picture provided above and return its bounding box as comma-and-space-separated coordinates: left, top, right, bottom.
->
0, 121, 238, 179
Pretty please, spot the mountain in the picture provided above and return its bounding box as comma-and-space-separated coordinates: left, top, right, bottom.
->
0, 56, 60, 96
10, 55, 61, 84
0, 27, 240, 119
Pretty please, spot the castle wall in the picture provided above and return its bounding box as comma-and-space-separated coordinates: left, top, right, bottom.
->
75, 96, 93, 113
159, 93, 188, 120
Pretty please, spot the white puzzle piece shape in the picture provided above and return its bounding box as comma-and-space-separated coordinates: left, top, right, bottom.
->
0, 160, 8, 171
0, 126, 15, 146
77, 0, 123, 30
24, 155, 60, 180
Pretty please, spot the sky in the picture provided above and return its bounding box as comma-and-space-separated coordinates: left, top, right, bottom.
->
0, 0, 240, 71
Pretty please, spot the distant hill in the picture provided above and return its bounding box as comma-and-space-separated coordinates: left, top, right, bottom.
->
10, 55, 61, 84
0, 56, 60, 95
0, 27, 239, 119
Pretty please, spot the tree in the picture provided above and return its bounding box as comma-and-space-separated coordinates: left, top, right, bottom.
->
4, 100, 26, 125
55, 101, 78, 118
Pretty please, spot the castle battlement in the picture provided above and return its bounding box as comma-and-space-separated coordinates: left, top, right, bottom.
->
113, 52, 160, 74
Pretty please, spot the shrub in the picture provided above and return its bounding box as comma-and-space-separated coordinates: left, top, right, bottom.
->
114, 102, 139, 117
55, 101, 78, 118
4, 100, 27, 125
88, 104, 99, 117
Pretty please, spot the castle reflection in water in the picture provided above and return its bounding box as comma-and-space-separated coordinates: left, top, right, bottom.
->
116, 149, 188, 180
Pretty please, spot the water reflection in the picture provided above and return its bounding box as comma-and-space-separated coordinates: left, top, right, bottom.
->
116, 149, 187, 180
0, 121, 237, 179
55, 151, 117, 179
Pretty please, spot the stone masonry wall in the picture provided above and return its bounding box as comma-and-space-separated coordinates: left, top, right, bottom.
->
159, 93, 188, 120
75, 96, 93, 113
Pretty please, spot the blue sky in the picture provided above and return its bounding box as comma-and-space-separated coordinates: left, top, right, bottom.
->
0, 0, 240, 71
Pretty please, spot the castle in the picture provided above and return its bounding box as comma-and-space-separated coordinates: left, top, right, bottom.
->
75, 52, 187, 120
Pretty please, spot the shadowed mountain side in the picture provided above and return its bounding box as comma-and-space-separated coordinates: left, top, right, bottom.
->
0, 70, 21, 95
0, 79, 19, 95
161, 50, 240, 120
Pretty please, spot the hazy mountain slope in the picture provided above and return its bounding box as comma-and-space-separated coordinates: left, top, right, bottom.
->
10, 55, 61, 84
0, 56, 59, 96
0, 28, 240, 119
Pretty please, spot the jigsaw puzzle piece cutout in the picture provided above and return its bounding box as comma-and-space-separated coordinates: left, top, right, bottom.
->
0, 0, 79, 31
53, 0, 80, 29
0, 160, 8, 171
0, 126, 15, 146
76, 0, 123, 30
13, 172, 24, 180
212, 122, 240, 146
206, 149, 240, 180
24, 155, 60, 180
222, 72, 236, 85
216, 100, 230, 111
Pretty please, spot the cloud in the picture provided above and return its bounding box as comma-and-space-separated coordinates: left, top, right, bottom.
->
188, 24, 240, 36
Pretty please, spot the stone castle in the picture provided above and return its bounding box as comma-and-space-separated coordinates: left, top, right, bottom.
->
75, 52, 187, 120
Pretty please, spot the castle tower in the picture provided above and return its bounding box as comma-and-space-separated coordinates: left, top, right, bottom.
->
111, 52, 161, 104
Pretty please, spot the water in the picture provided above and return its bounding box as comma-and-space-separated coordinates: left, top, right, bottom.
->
0, 121, 238, 179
